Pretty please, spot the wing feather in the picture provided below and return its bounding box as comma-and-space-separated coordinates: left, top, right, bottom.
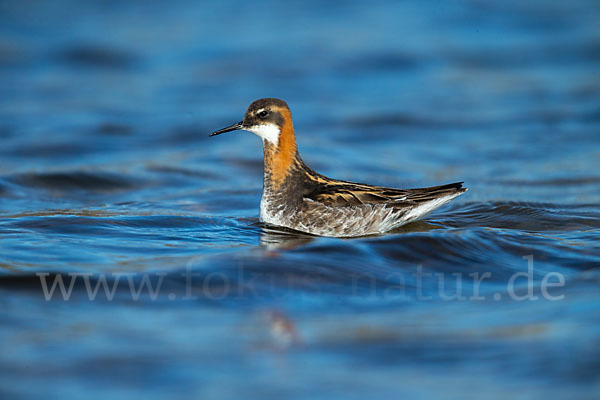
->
304, 181, 465, 208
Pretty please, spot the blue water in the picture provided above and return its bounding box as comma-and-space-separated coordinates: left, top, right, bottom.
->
1, 0, 599, 398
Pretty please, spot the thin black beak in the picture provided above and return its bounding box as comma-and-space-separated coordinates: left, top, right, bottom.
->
209, 121, 244, 137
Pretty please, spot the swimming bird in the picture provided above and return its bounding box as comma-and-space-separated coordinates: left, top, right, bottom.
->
210, 98, 466, 237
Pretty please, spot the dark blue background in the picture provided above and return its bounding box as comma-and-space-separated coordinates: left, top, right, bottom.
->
1, 1, 599, 399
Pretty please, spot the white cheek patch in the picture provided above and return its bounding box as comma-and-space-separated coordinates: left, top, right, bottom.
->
246, 124, 280, 145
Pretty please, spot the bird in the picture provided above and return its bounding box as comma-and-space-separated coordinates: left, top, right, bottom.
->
210, 98, 466, 237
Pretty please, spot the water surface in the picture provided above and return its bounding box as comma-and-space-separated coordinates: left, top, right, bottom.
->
1, 1, 599, 399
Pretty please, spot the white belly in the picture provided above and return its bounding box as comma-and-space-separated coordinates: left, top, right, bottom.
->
259, 193, 461, 237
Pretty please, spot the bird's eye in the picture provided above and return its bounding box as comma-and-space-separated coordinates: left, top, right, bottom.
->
257, 110, 269, 119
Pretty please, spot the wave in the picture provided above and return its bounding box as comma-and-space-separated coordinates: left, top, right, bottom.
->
1, 201, 597, 304
7, 171, 138, 193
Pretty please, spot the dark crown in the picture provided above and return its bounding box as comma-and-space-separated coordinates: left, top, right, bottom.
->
246, 98, 289, 114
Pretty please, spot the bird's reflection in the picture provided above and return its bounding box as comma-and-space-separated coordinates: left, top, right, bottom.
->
258, 220, 441, 250
259, 224, 315, 250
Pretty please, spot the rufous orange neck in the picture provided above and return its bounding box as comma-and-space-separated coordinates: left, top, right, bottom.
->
263, 109, 297, 188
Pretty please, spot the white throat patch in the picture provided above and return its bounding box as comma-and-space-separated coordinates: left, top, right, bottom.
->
246, 124, 280, 145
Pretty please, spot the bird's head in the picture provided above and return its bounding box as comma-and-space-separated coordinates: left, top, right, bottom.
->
210, 98, 292, 145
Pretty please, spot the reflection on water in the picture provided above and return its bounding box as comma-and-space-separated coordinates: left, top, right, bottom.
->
1, 0, 599, 399
259, 226, 316, 251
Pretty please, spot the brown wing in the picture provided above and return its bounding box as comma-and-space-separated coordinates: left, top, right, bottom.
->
304, 181, 466, 208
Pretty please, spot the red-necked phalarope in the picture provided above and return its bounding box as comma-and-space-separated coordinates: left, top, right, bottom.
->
210, 98, 467, 237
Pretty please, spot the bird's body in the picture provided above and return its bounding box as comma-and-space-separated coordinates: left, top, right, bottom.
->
211, 98, 466, 237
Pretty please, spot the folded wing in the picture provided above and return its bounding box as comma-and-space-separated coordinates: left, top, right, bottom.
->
304, 181, 466, 208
